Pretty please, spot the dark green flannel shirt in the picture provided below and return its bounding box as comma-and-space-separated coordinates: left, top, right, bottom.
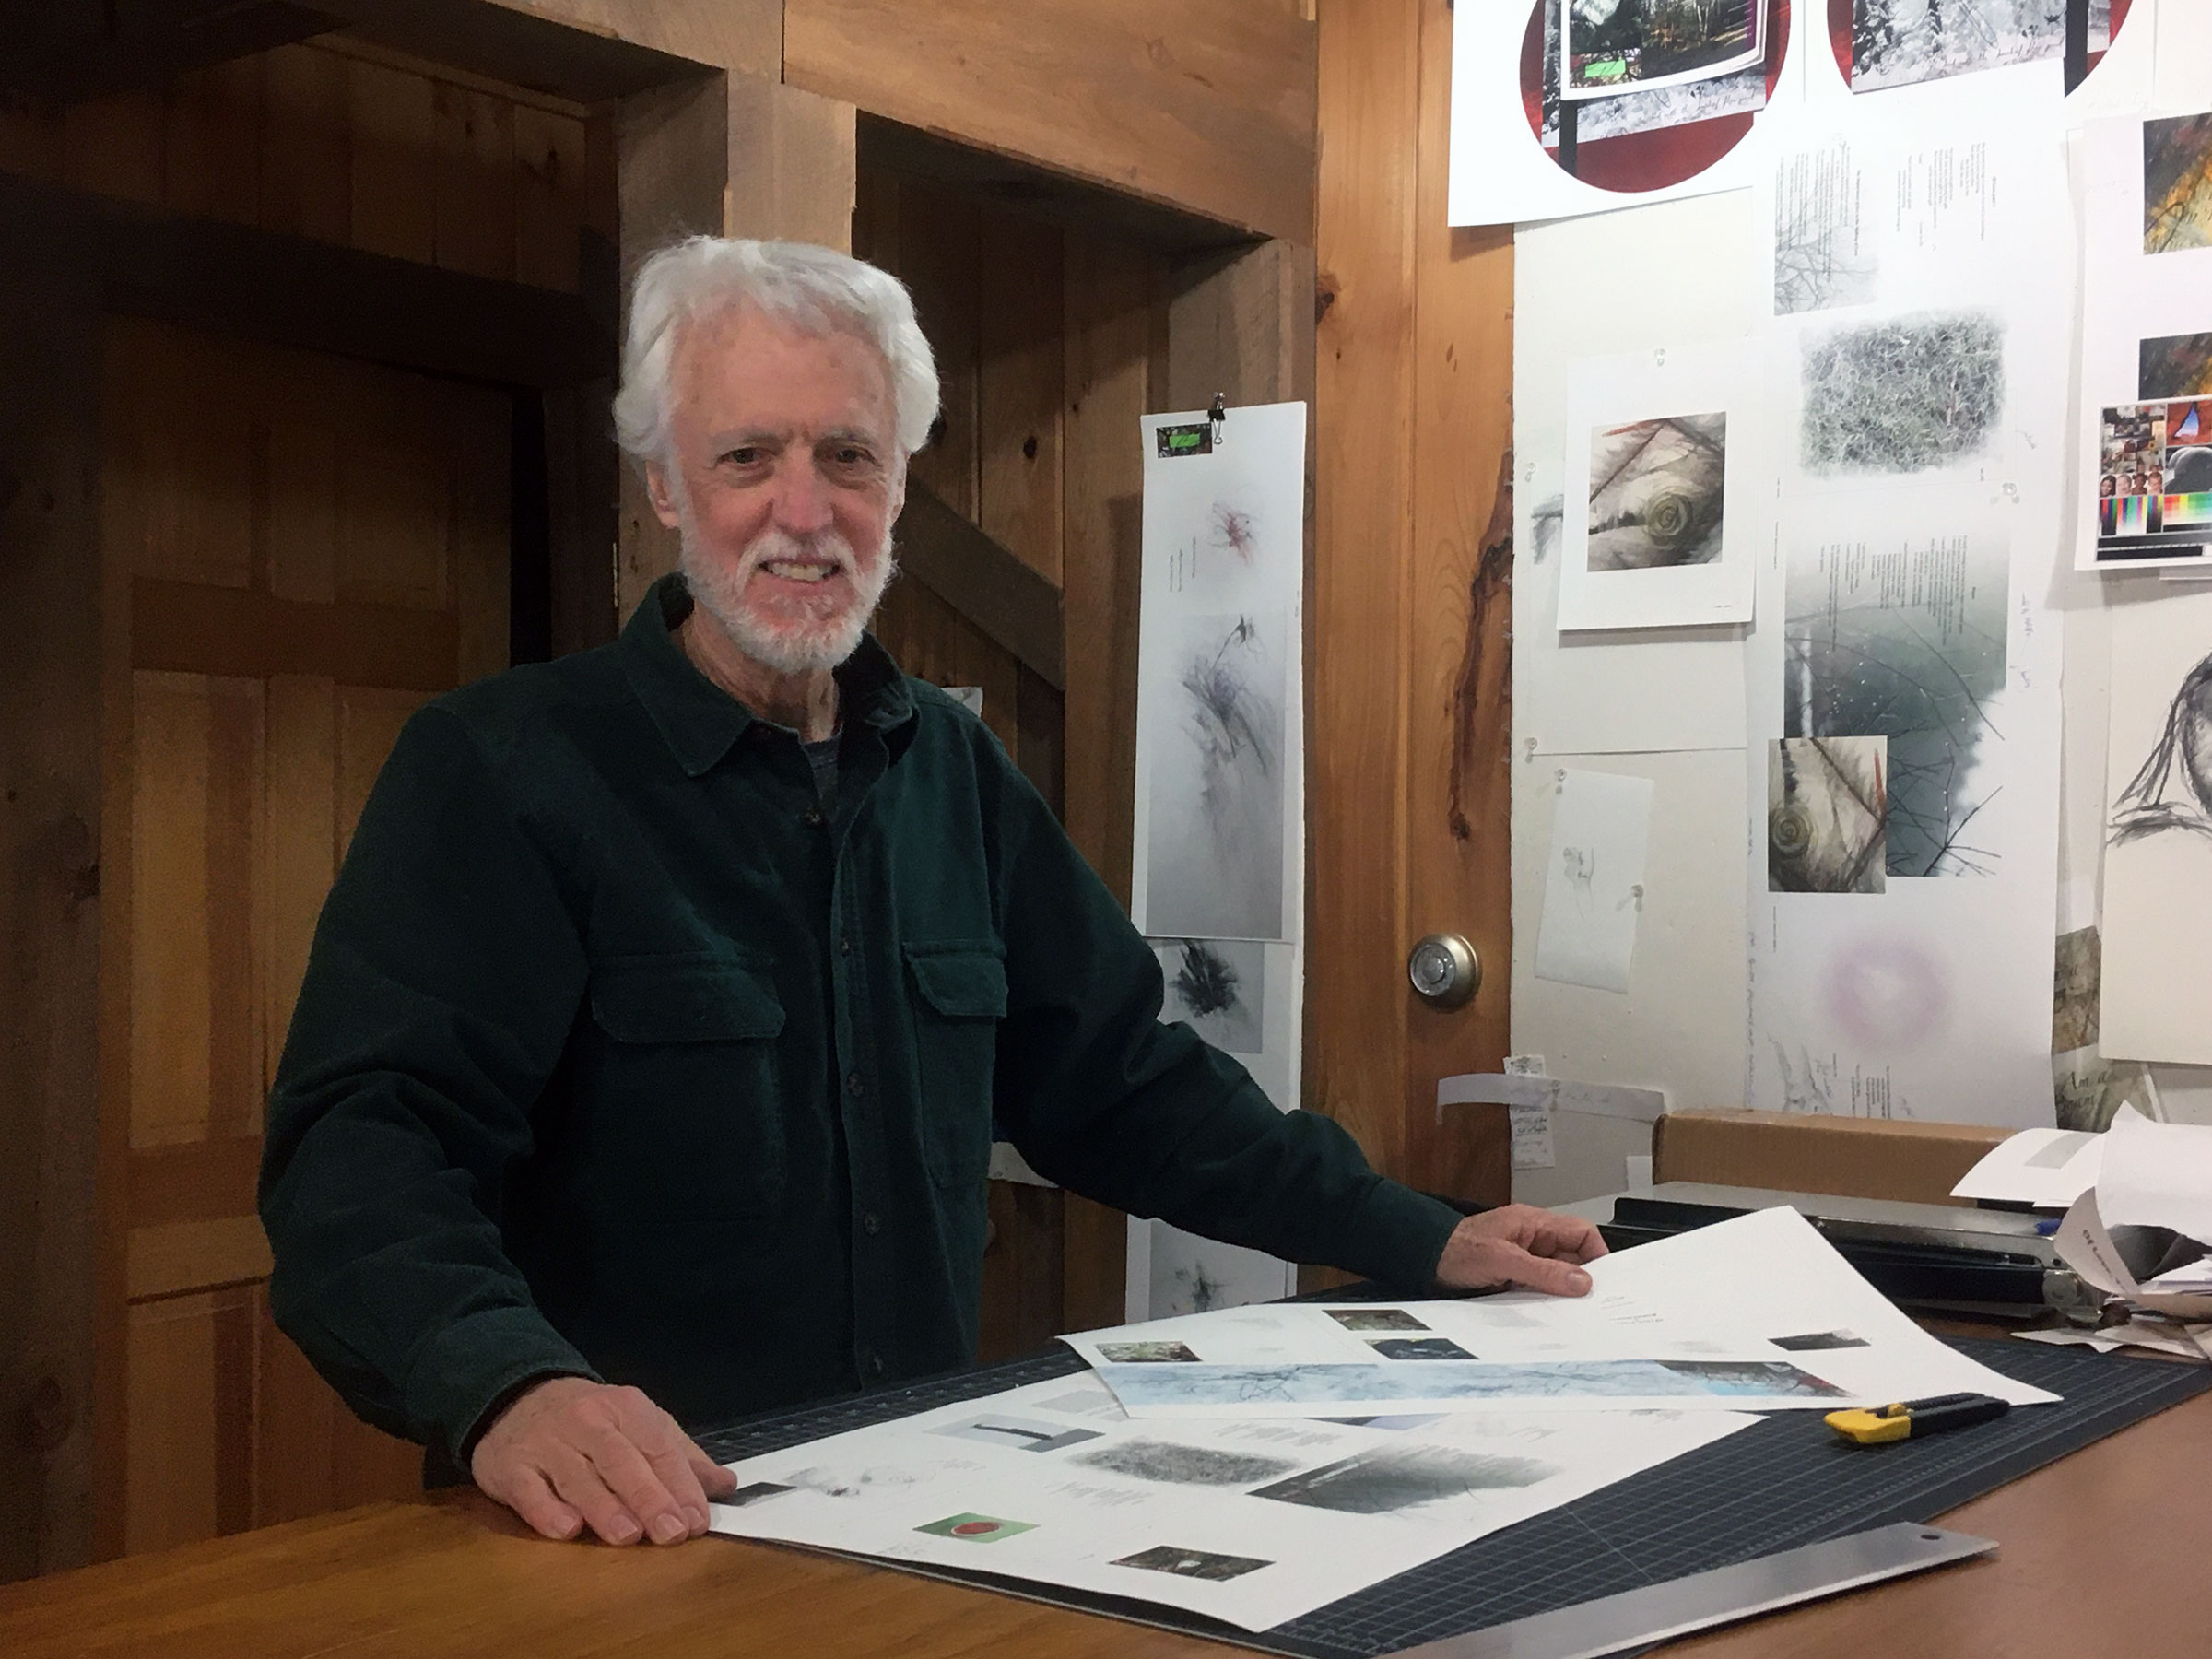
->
260, 576, 1463, 1467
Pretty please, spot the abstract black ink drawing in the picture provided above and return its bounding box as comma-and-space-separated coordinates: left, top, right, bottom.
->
2108, 648, 2212, 845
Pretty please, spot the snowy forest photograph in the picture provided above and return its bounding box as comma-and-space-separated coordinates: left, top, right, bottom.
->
1850, 0, 2113, 93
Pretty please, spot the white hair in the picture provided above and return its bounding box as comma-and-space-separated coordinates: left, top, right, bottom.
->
612, 236, 939, 466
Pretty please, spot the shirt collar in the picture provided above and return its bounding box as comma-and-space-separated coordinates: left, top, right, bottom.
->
618, 573, 916, 778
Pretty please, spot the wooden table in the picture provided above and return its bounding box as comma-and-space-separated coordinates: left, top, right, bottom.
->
7, 1386, 2209, 1659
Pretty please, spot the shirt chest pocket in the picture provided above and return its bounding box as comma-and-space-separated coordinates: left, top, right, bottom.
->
902, 942, 1006, 1188
586, 954, 788, 1215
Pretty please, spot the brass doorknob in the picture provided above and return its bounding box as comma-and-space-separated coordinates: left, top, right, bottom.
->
1407, 933, 1480, 1008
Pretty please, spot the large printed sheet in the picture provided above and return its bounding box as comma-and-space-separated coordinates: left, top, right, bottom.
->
1745, 113, 2068, 1126
707, 1369, 1751, 1632
1065, 1209, 2058, 1419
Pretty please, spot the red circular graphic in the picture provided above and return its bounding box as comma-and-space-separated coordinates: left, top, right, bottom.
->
1827, 0, 2136, 88
1521, 0, 1792, 194
951, 1520, 1001, 1536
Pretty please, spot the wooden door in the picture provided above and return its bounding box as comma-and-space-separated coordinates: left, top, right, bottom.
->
97, 315, 510, 1557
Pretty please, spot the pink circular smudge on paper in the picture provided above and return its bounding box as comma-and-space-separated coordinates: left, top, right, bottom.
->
1822, 937, 1950, 1051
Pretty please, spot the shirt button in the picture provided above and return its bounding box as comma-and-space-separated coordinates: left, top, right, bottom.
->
803, 807, 826, 828
867, 1354, 887, 1378
846, 1070, 864, 1098
840, 935, 854, 957
863, 1212, 881, 1236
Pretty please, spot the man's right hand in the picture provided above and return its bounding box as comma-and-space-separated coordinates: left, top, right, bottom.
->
470, 1376, 739, 1546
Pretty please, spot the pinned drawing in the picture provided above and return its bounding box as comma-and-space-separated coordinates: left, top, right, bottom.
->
1843, 0, 2112, 93
1155, 938, 1265, 1056
2144, 112, 2212, 256
1772, 140, 1879, 315
1800, 312, 2004, 476
1783, 535, 2007, 878
2141, 333, 2212, 400
1587, 412, 1727, 570
1141, 611, 1288, 942
2108, 649, 2212, 845
1768, 736, 1888, 893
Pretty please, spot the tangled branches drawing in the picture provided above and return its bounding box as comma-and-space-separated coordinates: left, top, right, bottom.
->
1801, 312, 2005, 476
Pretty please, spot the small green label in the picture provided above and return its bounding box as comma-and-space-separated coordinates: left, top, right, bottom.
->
1157, 422, 1212, 457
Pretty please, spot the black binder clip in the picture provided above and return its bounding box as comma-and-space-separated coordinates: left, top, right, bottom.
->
1209, 391, 1227, 449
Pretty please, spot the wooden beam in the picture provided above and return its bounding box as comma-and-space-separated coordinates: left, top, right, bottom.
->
1401, 0, 1512, 1208
785, 0, 1316, 246
0, 254, 103, 1582
0, 1, 341, 103
896, 482, 1065, 691
1310, 0, 1418, 1185
307, 0, 775, 101
0, 170, 612, 391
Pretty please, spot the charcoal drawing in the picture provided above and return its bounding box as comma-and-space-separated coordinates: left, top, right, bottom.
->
1112, 1545, 1274, 1582
1142, 610, 1288, 941
2108, 648, 2212, 845
1252, 1445, 1557, 1515
1154, 937, 1265, 1056
1070, 1439, 1300, 1488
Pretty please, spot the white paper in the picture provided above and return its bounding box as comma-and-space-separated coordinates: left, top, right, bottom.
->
1534, 768, 1655, 994
1450, 0, 1810, 228
2097, 1107, 2212, 1238
1128, 404, 1308, 1321
2100, 583, 2212, 1064
2077, 110, 2212, 571
1066, 1208, 2056, 1418
709, 1370, 1752, 1632
1437, 1072, 1668, 1124
1133, 405, 1306, 944
1745, 115, 2069, 1127
1511, 1103, 1559, 1171
1949, 1128, 2108, 1208
1558, 341, 1763, 630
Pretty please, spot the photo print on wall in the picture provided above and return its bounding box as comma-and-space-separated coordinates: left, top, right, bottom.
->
2144, 111, 2212, 257
1587, 412, 1728, 571
1842, 0, 2112, 94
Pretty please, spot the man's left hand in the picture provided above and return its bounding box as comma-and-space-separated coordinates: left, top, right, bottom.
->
1434, 1205, 1608, 1297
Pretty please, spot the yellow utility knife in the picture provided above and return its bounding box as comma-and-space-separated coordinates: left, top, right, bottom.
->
1827, 1392, 2011, 1445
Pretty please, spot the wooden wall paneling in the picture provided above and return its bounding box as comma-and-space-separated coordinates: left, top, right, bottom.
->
1402, 0, 1512, 1206
122, 1288, 253, 1558
431, 81, 517, 282
265, 675, 337, 1089
892, 176, 982, 521
163, 58, 265, 228
0, 256, 103, 1582
612, 74, 725, 622
1310, 0, 1419, 1184
347, 57, 437, 265
784, 0, 1317, 245
260, 43, 352, 245
0, 99, 65, 182
542, 380, 620, 656
977, 212, 1065, 586
1055, 231, 1161, 1334
513, 103, 587, 293
62, 89, 165, 207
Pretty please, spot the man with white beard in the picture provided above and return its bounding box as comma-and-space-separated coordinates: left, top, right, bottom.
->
260, 238, 1604, 1557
